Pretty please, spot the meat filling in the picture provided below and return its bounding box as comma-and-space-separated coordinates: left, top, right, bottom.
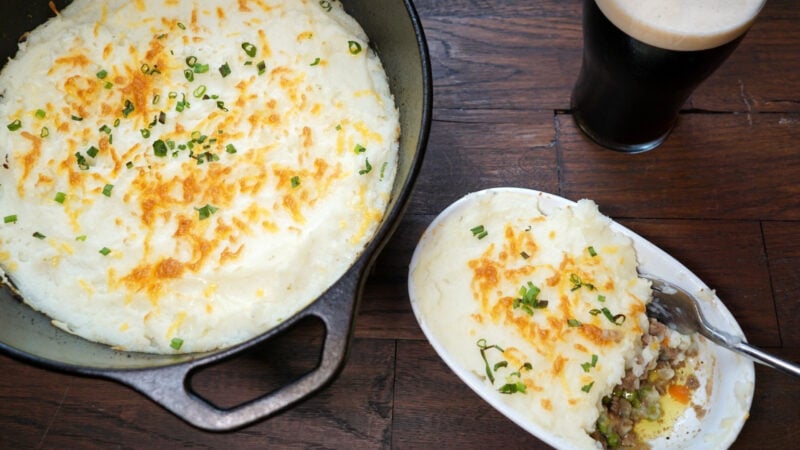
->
591, 318, 699, 449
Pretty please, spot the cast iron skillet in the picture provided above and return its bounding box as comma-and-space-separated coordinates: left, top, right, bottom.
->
0, 0, 431, 431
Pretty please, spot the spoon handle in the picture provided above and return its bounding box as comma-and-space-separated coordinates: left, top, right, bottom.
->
732, 341, 800, 378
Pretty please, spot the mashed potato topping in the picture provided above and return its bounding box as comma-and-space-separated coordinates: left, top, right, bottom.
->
0, 0, 399, 353
410, 190, 653, 449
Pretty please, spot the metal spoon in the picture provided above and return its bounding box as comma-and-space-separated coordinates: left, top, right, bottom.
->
641, 274, 800, 378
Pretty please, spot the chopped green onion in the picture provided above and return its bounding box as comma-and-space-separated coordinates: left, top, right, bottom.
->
476, 339, 504, 384
520, 251, 530, 259
219, 62, 231, 77
310, 57, 321, 66
499, 381, 527, 395
354, 144, 366, 153
40, 127, 50, 138
570, 273, 595, 291
54, 192, 66, 204
152, 94, 161, 104
125, 161, 134, 169
186, 56, 197, 67
193, 63, 209, 74
86, 146, 99, 158
379, 161, 388, 181
319, 0, 333, 12
225, 143, 237, 154
71, 115, 83, 121
35, 109, 46, 119
588, 246, 597, 257
256, 60, 266, 75
33, 231, 46, 240
75, 152, 90, 170
3, 215, 18, 224
99, 124, 112, 134
195, 204, 218, 220
581, 382, 595, 393
184, 68, 194, 82
193, 85, 207, 98
348, 40, 362, 54
170, 337, 184, 350
113, 118, 121, 127
122, 99, 134, 118
513, 281, 548, 314
291, 176, 300, 188
470, 225, 488, 240
581, 354, 599, 372
96, 69, 108, 79
177, 22, 186, 30
7, 120, 22, 131
598, 295, 606, 302
141, 128, 151, 138
358, 157, 372, 175
153, 139, 168, 157
104, 81, 113, 89
241, 42, 257, 58
216, 100, 228, 111
567, 319, 582, 327
99, 247, 111, 256
75, 235, 87, 241
102, 184, 114, 197
168, 91, 178, 99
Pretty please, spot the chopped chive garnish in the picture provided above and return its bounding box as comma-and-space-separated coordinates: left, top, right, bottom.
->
104, 81, 113, 89
241, 42, 257, 58
291, 176, 300, 188
598, 295, 606, 302
7, 120, 22, 131
96, 69, 108, 79
153, 94, 160, 104
184, 68, 194, 82
170, 337, 184, 350
476, 339, 504, 384
256, 60, 266, 75
379, 161, 388, 181
177, 22, 186, 30
40, 127, 50, 138
567, 319, 582, 327
122, 99, 134, 118
358, 157, 372, 175
193, 85, 207, 98
216, 100, 228, 111
186, 56, 197, 67
102, 184, 114, 197
76, 235, 87, 241
54, 192, 66, 204
113, 118, 121, 127
35, 109, 46, 119
588, 246, 597, 257
99, 247, 111, 256
86, 146, 99, 158
153, 139, 168, 157
219, 62, 231, 77
310, 57, 321, 66
33, 231, 46, 239
225, 143, 237, 154
99, 124, 112, 134
354, 144, 366, 153
195, 204, 218, 220
512, 281, 548, 314
140, 128, 151, 138
193, 63, 209, 74
3, 215, 18, 224
75, 152, 90, 170
125, 161, 134, 169
319, 0, 333, 12
348, 40, 362, 54
520, 251, 530, 259
470, 225, 488, 239
581, 382, 595, 393
71, 115, 83, 121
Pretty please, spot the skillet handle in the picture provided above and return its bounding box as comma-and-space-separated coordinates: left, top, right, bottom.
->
104, 263, 365, 431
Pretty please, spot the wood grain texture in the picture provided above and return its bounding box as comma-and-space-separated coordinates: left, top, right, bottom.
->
2, 0, 800, 448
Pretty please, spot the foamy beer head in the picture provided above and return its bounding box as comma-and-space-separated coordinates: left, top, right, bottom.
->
596, 0, 766, 51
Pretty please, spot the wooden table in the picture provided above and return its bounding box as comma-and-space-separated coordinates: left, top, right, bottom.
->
3, 0, 799, 448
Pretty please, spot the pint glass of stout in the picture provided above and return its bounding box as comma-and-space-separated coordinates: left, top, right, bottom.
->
571, 0, 766, 153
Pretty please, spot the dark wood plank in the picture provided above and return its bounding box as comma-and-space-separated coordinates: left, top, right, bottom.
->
0, 338, 395, 449
763, 221, 800, 347
409, 109, 558, 216
393, 339, 549, 449
559, 112, 800, 221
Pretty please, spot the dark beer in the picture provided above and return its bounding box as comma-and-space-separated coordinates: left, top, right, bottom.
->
571, 0, 762, 153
